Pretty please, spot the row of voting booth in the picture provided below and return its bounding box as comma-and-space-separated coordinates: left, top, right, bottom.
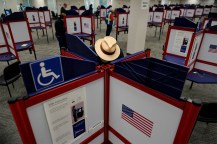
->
25, 10, 54, 43
163, 18, 217, 88
116, 12, 129, 40
8, 35, 201, 144
64, 15, 96, 45
0, 20, 36, 62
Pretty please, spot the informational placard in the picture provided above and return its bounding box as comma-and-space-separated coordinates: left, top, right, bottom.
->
44, 87, 87, 144
172, 30, 192, 54
153, 12, 163, 23
10, 21, 30, 43
141, 0, 149, 10
100, 9, 107, 18
118, 14, 127, 27
81, 17, 92, 34
195, 8, 203, 16
66, 17, 81, 34
171, 11, 180, 20
185, 9, 195, 18
188, 34, 203, 65
149, 12, 154, 22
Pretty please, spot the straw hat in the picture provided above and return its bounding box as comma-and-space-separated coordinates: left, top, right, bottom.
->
95, 36, 120, 61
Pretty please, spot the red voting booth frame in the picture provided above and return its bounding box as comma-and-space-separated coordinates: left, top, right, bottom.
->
115, 12, 129, 41
64, 15, 96, 45
202, 18, 217, 29
163, 26, 204, 69
0, 20, 36, 61
9, 50, 201, 144
25, 10, 54, 43
99, 8, 107, 31
163, 10, 181, 25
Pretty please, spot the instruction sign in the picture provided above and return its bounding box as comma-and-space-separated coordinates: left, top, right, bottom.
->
30, 56, 64, 91
141, 0, 149, 10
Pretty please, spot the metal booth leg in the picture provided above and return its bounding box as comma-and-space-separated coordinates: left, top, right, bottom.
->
190, 81, 194, 89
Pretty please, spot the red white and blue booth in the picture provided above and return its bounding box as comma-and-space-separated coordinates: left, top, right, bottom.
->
115, 12, 129, 40
64, 15, 95, 45
163, 9, 181, 25
194, 7, 204, 18
148, 10, 164, 40
25, 10, 54, 43
8, 35, 201, 144
163, 18, 217, 88
0, 17, 36, 61
99, 8, 107, 31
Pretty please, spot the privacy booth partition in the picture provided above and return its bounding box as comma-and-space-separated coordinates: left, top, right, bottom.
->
8, 35, 201, 144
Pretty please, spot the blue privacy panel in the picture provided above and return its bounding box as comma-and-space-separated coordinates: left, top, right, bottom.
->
20, 55, 97, 96
66, 34, 100, 63
174, 17, 196, 28
114, 58, 189, 99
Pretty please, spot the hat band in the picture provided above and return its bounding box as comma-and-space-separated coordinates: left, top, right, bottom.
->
100, 45, 116, 55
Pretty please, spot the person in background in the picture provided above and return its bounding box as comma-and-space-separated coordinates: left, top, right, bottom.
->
19, 3, 25, 11
55, 15, 67, 51
60, 3, 67, 16
105, 7, 114, 36
89, 4, 93, 14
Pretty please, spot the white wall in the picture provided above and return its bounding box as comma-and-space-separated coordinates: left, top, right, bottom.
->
180, 0, 214, 5
0, 0, 23, 14
30, 0, 47, 8
112, 0, 130, 9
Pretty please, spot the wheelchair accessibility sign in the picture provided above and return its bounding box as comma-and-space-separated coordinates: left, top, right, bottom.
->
30, 56, 64, 91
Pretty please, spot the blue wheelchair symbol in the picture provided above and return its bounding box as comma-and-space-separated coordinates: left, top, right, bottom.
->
30, 57, 64, 91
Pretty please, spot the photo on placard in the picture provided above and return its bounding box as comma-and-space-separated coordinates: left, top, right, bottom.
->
208, 44, 217, 53
180, 37, 189, 53
84, 23, 89, 28
71, 101, 85, 124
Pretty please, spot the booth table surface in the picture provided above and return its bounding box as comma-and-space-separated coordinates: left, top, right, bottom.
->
0, 53, 16, 61
74, 33, 97, 37
187, 70, 217, 83
164, 54, 185, 66
16, 42, 33, 51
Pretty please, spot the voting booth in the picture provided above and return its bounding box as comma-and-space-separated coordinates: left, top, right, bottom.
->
0, 22, 16, 63
163, 25, 203, 70
1, 20, 36, 61
8, 35, 201, 144
183, 9, 196, 19
187, 28, 217, 88
64, 15, 95, 45
203, 18, 217, 29
203, 7, 212, 16
25, 10, 54, 42
194, 8, 204, 18
164, 10, 181, 25
99, 8, 107, 31
115, 12, 129, 40
148, 11, 164, 40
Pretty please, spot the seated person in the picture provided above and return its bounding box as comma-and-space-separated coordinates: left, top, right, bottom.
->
94, 36, 124, 63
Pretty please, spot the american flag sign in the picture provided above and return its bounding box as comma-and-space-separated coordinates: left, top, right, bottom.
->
121, 105, 154, 137
208, 44, 217, 53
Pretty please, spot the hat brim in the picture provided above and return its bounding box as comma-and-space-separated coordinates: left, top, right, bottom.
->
95, 39, 121, 61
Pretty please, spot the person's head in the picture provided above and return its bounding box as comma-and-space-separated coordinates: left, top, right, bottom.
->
95, 36, 121, 63
63, 3, 67, 8
20, 3, 22, 6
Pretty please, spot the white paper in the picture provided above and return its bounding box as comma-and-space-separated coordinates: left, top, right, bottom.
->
66, 17, 81, 34
118, 14, 127, 27
173, 30, 192, 54
141, 0, 149, 10
44, 87, 87, 144
81, 17, 92, 34
153, 12, 163, 23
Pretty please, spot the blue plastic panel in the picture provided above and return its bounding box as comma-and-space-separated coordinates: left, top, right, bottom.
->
114, 58, 189, 99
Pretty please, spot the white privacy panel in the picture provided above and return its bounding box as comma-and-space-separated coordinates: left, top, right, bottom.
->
44, 11, 51, 22
79, 10, 85, 15
180, 9, 185, 16
194, 62, 217, 75
185, 9, 195, 18
118, 14, 127, 27
203, 8, 211, 15
153, 12, 163, 23
171, 11, 180, 20
0, 47, 8, 54
187, 33, 203, 65
81, 17, 92, 34
149, 12, 154, 22
0, 25, 6, 46
165, 10, 172, 20
10, 21, 30, 43
195, 8, 203, 16
3, 24, 13, 48
197, 33, 217, 64
27, 78, 104, 144
166, 29, 193, 57
109, 77, 183, 144
109, 131, 125, 144
100, 9, 107, 18
26, 11, 39, 24
39, 12, 45, 28
66, 17, 81, 34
